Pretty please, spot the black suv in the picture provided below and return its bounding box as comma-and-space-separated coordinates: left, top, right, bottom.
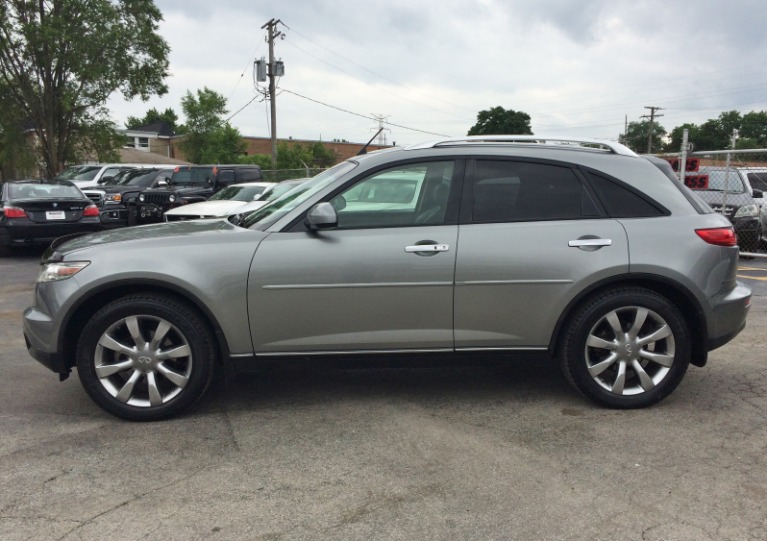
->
136, 165, 262, 223
82, 167, 174, 227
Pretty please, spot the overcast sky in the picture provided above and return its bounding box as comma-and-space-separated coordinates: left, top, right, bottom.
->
106, 0, 767, 147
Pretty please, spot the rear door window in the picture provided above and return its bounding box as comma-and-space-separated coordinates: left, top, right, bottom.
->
469, 160, 599, 222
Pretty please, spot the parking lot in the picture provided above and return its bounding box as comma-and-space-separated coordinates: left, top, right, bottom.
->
1, 249, 766, 541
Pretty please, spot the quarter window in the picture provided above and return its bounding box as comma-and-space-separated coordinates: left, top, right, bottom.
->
471, 160, 598, 222
586, 172, 666, 218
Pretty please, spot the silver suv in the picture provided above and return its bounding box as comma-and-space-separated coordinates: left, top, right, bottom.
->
23, 136, 752, 420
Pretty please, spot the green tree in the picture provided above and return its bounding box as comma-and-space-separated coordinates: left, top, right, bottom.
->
739, 111, 767, 146
178, 87, 246, 164
0, 0, 170, 177
274, 142, 336, 170
621, 120, 667, 154
0, 79, 37, 179
126, 107, 184, 134
467, 106, 533, 136
199, 124, 247, 164
666, 123, 700, 152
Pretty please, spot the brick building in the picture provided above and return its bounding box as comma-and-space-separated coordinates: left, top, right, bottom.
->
126, 122, 391, 165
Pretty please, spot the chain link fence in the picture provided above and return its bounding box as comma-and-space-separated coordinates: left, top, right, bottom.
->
658, 148, 767, 256
260, 167, 326, 182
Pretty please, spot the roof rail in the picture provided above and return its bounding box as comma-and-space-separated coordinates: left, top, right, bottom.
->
405, 135, 637, 157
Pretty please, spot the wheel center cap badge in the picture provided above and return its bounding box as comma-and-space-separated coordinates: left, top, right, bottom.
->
138, 356, 152, 364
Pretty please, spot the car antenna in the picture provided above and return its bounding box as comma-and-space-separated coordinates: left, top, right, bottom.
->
356, 128, 384, 155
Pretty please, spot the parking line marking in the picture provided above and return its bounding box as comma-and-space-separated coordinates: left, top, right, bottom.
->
737, 274, 767, 281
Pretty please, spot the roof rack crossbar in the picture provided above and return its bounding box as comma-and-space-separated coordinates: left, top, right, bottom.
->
405, 135, 637, 157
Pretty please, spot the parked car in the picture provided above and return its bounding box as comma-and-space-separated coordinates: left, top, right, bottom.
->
136, 165, 263, 223
1, 179, 100, 254
684, 165, 766, 252
164, 179, 309, 222
23, 136, 751, 420
162, 181, 274, 222
55, 164, 143, 189
740, 167, 767, 232
81, 167, 174, 227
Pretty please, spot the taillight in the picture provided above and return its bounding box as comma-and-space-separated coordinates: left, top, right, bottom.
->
696, 227, 737, 247
83, 205, 100, 217
4, 206, 27, 218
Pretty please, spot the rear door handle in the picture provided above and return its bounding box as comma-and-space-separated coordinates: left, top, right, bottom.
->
405, 244, 450, 253
569, 238, 612, 252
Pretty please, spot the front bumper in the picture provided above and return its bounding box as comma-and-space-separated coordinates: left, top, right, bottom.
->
23, 306, 69, 375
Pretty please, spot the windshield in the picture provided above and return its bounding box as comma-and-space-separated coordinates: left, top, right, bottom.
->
116, 169, 168, 187
241, 162, 357, 229
263, 180, 306, 201
697, 168, 747, 193
10, 181, 83, 199
210, 184, 268, 202
55, 165, 101, 181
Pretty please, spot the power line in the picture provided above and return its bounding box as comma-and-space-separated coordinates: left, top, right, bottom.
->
286, 26, 473, 115
280, 88, 451, 137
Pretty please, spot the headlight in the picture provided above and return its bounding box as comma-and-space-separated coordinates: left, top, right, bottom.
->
139, 194, 145, 202
169, 194, 176, 203
38, 261, 90, 282
105, 194, 122, 203
734, 204, 758, 218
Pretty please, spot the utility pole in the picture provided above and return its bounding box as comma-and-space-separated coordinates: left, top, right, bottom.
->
641, 106, 664, 154
260, 18, 284, 168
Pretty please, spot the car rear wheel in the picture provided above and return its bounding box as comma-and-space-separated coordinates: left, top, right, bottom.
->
76, 294, 216, 421
560, 287, 691, 408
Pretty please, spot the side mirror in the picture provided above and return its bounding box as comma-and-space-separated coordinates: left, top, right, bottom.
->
156, 179, 169, 187
753, 189, 763, 199
98, 176, 113, 185
305, 202, 337, 231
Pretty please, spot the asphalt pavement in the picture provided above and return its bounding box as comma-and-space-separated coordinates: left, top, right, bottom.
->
1, 248, 766, 541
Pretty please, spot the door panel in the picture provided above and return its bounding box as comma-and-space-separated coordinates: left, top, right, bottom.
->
249, 226, 458, 353
454, 220, 628, 348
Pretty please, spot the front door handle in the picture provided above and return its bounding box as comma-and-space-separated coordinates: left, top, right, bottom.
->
405, 244, 450, 253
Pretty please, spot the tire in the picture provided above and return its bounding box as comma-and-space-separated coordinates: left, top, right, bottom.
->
76, 294, 216, 421
559, 287, 691, 409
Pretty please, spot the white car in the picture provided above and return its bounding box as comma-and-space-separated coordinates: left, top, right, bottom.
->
55, 164, 143, 189
163, 179, 307, 222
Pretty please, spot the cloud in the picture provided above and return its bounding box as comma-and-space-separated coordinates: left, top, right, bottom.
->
107, 0, 767, 146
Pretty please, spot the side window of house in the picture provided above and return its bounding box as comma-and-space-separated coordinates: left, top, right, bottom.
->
471, 160, 598, 222
330, 161, 454, 229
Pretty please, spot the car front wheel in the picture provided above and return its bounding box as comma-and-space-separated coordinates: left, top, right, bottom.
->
560, 287, 691, 408
76, 294, 216, 421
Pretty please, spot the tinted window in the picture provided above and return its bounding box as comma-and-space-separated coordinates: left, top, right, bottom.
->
471, 160, 597, 222
218, 170, 236, 184
747, 172, 767, 192
586, 172, 666, 218
171, 167, 215, 184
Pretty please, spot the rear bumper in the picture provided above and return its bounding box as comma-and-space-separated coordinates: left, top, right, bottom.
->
706, 281, 752, 351
3, 221, 100, 245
